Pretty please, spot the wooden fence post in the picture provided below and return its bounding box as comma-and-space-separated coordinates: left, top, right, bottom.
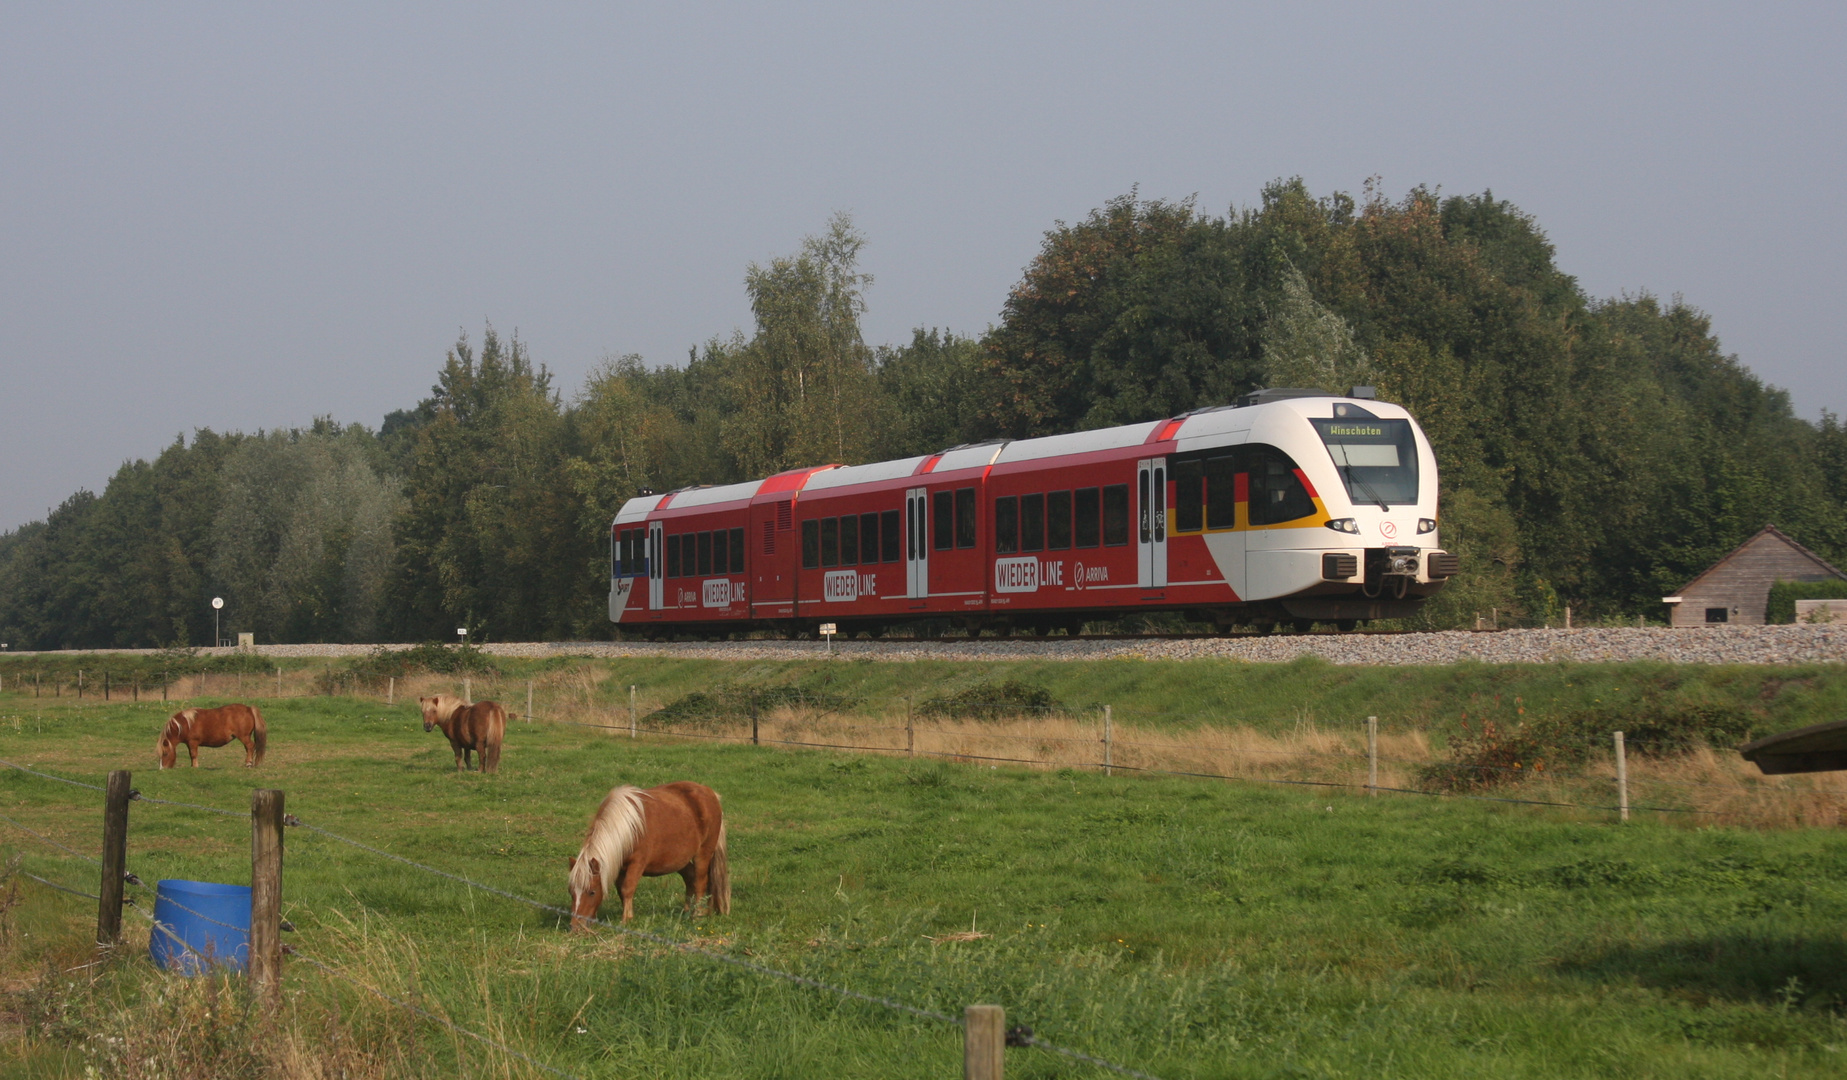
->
104, 671, 110, 701
1613, 731, 1630, 823
276, 667, 282, 697
629, 685, 637, 738
387, 676, 395, 706
77, 670, 83, 698
162, 673, 167, 702
526, 680, 533, 722
463, 678, 471, 705
964, 1004, 1005, 1080
1102, 705, 1112, 777
250, 789, 285, 1002
906, 696, 915, 757
97, 770, 131, 948
1367, 716, 1378, 795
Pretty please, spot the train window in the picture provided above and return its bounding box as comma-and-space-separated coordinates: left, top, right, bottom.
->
1047, 491, 1072, 549
1248, 448, 1316, 525
1021, 493, 1045, 552
684, 535, 699, 577
667, 534, 683, 578
821, 518, 839, 567
859, 513, 879, 566
711, 529, 728, 577
1312, 417, 1418, 505
933, 491, 954, 550
729, 527, 745, 573
840, 514, 859, 566
1173, 460, 1204, 532
1075, 487, 1100, 548
1103, 484, 1130, 546
612, 529, 622, 578
955, 488, 977, 548
697, 531, 713, 576
801, 520, 819, 569
880, 509, 900, 562
993, 496, 1018, 554
1205, 456, 1237, 530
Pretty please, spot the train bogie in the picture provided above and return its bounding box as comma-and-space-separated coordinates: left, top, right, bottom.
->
610, 391, 1451, 635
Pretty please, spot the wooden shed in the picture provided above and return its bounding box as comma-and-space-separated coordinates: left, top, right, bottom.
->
1662, 525, 1847, 627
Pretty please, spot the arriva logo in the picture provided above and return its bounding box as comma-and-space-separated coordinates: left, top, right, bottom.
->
823, 570, 880, 602
994, 557, 1068, 594
703, 579, 747, 608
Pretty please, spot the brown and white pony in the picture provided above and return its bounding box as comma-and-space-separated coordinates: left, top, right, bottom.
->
567, 781, 729, 927
157, 704, 267, 769
418, 694, 505, 774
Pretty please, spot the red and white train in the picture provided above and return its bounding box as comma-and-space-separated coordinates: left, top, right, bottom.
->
608, 389, 1456, 636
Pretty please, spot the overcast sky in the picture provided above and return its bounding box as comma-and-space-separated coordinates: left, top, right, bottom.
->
4, 2, 1842, 532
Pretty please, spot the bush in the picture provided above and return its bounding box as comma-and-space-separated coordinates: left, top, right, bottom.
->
1767, 580, 1847, 623
917, 679, 1060, 721
648, 685, 855, 729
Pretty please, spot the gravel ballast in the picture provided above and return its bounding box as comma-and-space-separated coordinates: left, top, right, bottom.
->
16, 625, 1846, 666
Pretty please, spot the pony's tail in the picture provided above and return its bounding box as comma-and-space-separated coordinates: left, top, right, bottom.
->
710, 820, 730, 915
482, 715, 503, 775
251, 707, 267, 765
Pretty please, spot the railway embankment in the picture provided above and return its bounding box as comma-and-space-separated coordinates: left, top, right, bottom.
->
16, 623, 1843, 665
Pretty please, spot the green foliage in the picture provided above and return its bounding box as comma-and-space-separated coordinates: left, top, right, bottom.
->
1768, 580, 1847, 624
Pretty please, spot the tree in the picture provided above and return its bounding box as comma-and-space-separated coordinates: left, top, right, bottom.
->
723, 213, 880, 475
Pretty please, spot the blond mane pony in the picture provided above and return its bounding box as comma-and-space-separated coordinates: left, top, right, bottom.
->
569, 786, 650, 895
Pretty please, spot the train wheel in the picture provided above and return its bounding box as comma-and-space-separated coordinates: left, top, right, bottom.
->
1336, 619, 1358, 632
1066, 618, 1086, 637
1292, 619, 1315, 634
1253, 620, 1276, 636
1033, 623, 1050, 637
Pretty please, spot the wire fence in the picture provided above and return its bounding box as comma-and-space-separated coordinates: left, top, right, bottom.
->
0, 758, 1163, 1080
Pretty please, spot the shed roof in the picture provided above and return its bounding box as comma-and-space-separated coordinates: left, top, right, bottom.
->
1675, 525, 1847, 595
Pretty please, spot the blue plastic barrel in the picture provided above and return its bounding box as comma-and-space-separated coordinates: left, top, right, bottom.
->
149, 879, 251, 973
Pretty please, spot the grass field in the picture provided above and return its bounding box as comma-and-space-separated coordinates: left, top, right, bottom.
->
0, 678, 1843, 1078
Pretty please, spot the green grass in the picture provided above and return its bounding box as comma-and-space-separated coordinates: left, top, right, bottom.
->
0, 690, 1844, 1077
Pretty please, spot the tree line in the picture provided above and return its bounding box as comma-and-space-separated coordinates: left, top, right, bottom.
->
4, 188, 1844, 648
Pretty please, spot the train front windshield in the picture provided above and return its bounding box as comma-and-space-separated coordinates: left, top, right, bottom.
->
1311, 418, 1419, 506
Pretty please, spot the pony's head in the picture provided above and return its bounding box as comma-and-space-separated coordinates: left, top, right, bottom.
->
156, 711, 190, 770
565, 854, 605, 931
418, 694, 460, 733
564, 786, 648, 932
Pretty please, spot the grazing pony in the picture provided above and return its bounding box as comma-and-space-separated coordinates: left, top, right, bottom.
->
567, 781, 729, 927
157, 704, 267, 769
418, 694, 505, 774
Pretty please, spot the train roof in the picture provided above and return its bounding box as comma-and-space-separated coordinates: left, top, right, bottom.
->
611, 392, 1412, 523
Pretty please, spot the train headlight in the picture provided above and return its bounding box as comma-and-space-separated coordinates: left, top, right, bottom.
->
1325, 518, 1360, 534
1417, 518, 1437, 534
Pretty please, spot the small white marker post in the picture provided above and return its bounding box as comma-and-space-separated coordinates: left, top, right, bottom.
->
526, 680, 533, 723
629, 685, 637, 738
820, 622, 837, 656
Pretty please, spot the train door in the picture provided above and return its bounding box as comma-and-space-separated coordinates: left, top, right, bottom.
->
1137, 458, 1168, 590
905, 487, 929, 599
648, 521, 664, 610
